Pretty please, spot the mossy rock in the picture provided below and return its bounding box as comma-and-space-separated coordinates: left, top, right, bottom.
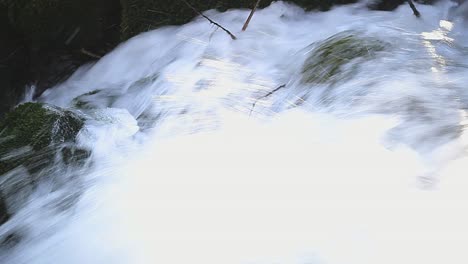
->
0, 102, 88, 225
301, 31, 387, 85
0, 102, 85, 176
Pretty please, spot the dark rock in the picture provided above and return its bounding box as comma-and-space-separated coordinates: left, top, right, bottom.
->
0, 232, 22, 249
0, 193, 9, 225
61, 146, 91, 167
367, 0, 406, 11
368, 0, 437, 11
0, 102, 89, 226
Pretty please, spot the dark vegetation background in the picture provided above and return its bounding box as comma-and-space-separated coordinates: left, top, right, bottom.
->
0, 0, 435, 117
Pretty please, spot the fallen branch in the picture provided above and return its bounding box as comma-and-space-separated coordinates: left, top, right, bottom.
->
180, 0, 237, 40
80, 48, 102, 59
249, 84, 286, 116
408, 0, 420, 17
242, 0, 262, 31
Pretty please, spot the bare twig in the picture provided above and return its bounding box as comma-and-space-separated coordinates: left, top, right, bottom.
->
249, 84, 286, 116
407, 0, 420, 17
80, 48, 101, 59
180, 0, 237, 40
65, 27, 81, 45
242, 0, 262, 31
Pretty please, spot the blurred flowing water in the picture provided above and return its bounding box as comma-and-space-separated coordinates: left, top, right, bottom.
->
2, 1, 468, 263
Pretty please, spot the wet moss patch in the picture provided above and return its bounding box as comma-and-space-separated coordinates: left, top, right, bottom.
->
0, 102, 85, 176
301, 31, 387, 84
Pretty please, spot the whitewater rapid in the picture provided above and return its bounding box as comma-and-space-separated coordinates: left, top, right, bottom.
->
2, 1, 468, 264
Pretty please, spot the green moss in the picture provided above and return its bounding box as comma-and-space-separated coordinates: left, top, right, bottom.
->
0, 103, 83, 150
0, 102, 90, 227
301, 31, 386, 84
0, 102, 84, 175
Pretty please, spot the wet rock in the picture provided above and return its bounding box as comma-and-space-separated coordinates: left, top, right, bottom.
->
0, 232, 22, 249
72, 89, 106, 110
0, 193, 9, 225
301, 31, 386, 85
61, 146, 91, 167
0, 102, 89, 226
0, 102, 86, 180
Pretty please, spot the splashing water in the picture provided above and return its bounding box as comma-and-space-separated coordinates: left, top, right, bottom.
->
2, 1, 468, 264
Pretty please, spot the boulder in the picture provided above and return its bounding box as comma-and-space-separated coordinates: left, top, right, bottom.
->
0, 102, 86, 175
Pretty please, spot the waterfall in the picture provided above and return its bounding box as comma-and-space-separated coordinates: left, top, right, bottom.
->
1, 2, 468, 264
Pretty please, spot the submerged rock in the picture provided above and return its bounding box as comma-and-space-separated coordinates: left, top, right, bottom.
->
0, 193, 9, 225
301, 31, 386, 85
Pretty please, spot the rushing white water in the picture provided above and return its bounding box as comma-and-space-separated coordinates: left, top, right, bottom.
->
2, 1, 468, 263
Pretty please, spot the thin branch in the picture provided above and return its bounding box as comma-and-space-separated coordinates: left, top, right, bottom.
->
242, 0, 262, 31
180, 0, 237, 40
80, 48, 102, 59
407, 0, 420, 17
249, 84, 286, 116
